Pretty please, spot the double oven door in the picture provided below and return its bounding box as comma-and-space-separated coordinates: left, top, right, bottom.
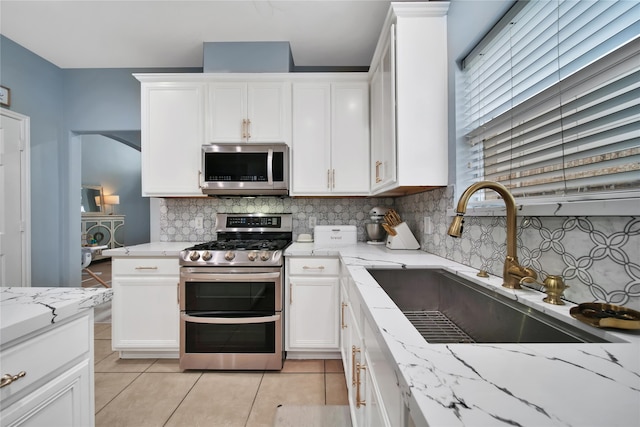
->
179, 266, 283, 370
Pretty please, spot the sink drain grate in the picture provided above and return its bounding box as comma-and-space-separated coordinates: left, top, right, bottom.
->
403, 310, 475, 344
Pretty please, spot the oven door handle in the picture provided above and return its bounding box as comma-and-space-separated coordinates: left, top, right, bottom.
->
181, 313, 281, 325
182, 272, 281, 281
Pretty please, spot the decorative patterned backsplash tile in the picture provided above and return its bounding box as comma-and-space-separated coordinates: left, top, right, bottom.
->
160, 189, 639, 310
159, 197, 394, 243
396, 186, 640, 311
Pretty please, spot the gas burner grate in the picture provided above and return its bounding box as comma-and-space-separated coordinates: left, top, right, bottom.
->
402, 310, 475, 344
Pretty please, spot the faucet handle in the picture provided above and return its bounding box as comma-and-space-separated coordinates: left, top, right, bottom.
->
520, 274, 569, 305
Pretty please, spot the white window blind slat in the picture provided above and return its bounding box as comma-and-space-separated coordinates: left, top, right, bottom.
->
458, 0, 640, 203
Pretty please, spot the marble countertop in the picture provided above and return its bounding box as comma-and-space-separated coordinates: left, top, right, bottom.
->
103, 241, 193, 257
286, 242, 640, 427
1, 287, 113, 345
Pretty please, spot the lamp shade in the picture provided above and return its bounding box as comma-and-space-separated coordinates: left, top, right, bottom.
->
104, 195, 120, 205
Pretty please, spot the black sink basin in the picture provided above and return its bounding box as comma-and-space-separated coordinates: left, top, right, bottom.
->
367, 269, 607, 344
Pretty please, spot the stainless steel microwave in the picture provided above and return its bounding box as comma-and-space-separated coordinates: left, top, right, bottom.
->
201, 143, 289, 196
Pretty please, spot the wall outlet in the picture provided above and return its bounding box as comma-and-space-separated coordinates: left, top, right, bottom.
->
195, 217, 204, 229
424, 216, 433, 234
309, 216, 317, 229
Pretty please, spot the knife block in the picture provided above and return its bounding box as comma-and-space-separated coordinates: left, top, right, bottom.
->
386, 222, 420, 250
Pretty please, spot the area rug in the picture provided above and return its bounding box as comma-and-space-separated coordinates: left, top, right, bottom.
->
273, 405, 352, 427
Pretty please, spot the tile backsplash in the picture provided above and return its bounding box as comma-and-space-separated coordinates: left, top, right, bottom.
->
159, 197, 394, 243
396, 186, 640, 311
160, 190, 639, 310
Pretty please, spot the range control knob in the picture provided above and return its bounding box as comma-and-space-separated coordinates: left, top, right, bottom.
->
189, 251, 200, 261
224, 251, 235, 261
247, 251, 259, 261
201, 251, 212, 261
260, 251, 271, 261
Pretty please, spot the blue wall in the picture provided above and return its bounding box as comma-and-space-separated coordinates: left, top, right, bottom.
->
1, 34, 198, 286
1, 35, 65, 286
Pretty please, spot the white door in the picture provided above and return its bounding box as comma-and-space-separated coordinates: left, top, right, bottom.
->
0, 109, 30, 287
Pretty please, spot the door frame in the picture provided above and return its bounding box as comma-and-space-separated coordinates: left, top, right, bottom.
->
1, 108, 31, 286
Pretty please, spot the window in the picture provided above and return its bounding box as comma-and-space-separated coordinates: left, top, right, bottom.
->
457, 0, 640, 207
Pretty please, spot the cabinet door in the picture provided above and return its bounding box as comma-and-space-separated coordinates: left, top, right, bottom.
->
291, 83, 332, 195
363, 353, 390, 427
0, 361, 93, 427
112, 276, 180, 352
247, 82, 290, 143
371, 26, 397, 192
331, 83, 370, 194
141, 82, 205, 196
288, 276, 339, 350
346, 303, 365, 427
208, 82, 247, 142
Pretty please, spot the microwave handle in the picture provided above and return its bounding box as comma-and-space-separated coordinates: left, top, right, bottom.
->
182, 313, 280, 325
267, 148, 273, 184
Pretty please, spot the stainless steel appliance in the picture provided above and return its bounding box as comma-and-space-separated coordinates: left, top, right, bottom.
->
179, 213, 292, 370
201, 143, 289, 196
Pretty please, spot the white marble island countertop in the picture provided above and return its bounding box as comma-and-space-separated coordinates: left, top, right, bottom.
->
103, 241, 195, 257
1, 287, 113, 344
286, 242, 640, 427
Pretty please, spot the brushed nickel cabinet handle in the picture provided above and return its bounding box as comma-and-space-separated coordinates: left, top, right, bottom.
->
332, 169, 336, 189
290, 282, 293, 305
246, 119, 251, 139
327, 169, 331, 189
242, 119, 247, 139
302, 266, 325, 270
135, 266, 158, 270
1, 371, 26, 388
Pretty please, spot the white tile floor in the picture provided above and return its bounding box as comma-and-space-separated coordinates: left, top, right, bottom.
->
93, 323, 349, 427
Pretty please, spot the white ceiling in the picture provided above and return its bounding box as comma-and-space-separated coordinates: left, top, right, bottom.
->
0, 0, 406, 69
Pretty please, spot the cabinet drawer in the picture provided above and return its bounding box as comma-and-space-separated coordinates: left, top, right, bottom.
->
113, 257, 179, 275
288, 257, 339, 275
0, 314, 91, 401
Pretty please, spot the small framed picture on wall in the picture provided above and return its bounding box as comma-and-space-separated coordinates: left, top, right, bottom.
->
0, 86, 11, 107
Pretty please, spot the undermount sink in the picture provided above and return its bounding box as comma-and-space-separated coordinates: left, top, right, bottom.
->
367, 269, 607, 344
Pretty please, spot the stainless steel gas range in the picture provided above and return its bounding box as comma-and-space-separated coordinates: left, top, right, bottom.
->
178, 213, 292, 371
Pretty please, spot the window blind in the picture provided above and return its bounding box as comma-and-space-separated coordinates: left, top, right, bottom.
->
459, 0, 640, 202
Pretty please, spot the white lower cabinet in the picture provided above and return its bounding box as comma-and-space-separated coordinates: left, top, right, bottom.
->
286, 257, 340, 355
341, 268, 404, 427
111, 256, 180, 358
0, 313, 94, 427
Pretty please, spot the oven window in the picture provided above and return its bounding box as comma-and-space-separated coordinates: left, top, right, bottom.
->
204, 152, 284, 182
185, 282, 276, 312
185, 321, 276, 353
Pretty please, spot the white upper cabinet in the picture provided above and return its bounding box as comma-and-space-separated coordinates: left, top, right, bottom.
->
207, 81, 291, 144
291, 77, 369, 196
138, 78, 205, 197
369, 2, 450, 196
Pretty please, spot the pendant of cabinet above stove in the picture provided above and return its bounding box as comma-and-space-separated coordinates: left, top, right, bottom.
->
207, 81, 291, 144
369, 2, 450, 196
